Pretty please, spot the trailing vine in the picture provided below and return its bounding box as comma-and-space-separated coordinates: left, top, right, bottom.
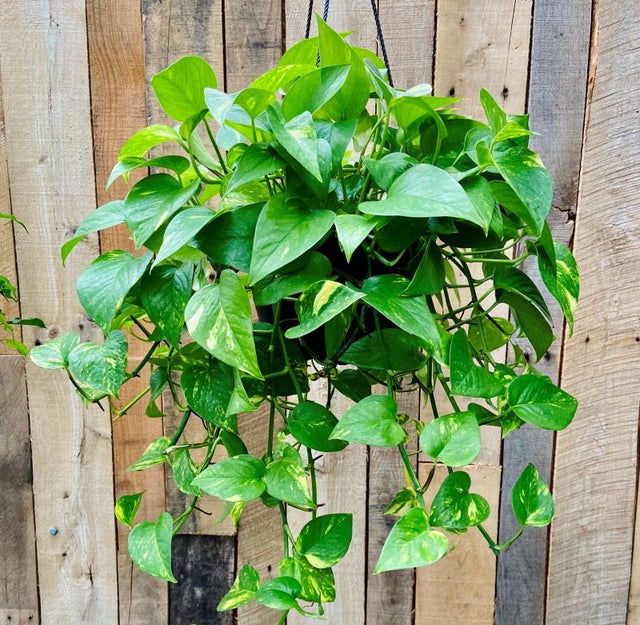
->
30, 18, 578, 621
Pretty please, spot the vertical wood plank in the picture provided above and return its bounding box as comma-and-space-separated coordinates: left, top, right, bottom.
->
0, 357, 39, 621
547, 1, 640, 622
170, 535, 235, 625
496, 2, 592, 623
0, 74, 22, 353
85, 2, 170, 621
0, 1, 119, 622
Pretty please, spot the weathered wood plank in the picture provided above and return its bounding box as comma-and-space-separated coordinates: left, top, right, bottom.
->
496, 3, 592, 623
170, 534, 235, 625
415, 464, 501, 625
0, 73, 21, 353
547, 1, 640, 622
118, 555, 169, 625
0, 357, 38, 620
0, 1, 119, 621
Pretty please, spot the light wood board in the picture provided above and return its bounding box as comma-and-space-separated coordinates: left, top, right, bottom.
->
547, 0, 640, 622
0, 2, 119, 622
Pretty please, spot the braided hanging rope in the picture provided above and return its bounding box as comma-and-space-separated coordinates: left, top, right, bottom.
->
304, 0, 393, 88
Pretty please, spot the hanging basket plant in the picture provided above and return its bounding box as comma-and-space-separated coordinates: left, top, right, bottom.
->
31, 17, 579, 622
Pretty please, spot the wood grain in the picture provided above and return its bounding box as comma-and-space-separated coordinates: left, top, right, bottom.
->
0, 357, 38, 620
415, 464, 501, 625
170, 534, 235, 625
496, 3, 592, 623
0, 1, 119, 621
547, 1, 640, 622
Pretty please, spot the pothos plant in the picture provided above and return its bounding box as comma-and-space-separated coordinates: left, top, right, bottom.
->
30, 17, 579, 622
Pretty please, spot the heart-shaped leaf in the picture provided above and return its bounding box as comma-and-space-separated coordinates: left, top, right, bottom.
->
288, 401, 347, 452
374, 507, 448, 573
255, 576, 301, 611
30, 333, 80, 370
127, 436, 171, 471
330, 395, 405, 447
280, 555, 336, 603
419, 412, 481, 467
218, 564, 260, 611
296, 513, 353, 569
192, 455, 266, 502
67, 331, 128, 397
449, 330, 504, 398
512, 463, 554, 527
128, 512, 177, 582
264, 444, 314, 509
115, 492, 144, 528
429, 471, 490, 530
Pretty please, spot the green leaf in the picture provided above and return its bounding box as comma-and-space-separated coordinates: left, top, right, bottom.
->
234, 87, 275, 119
118, 125, 181, 160
170, 448, 200, 495
507, 374, 577, 431
363, 153, 417, 191
334, 214, 379, 262
374, 508, 448, 573
494, 267, 551, 321
285, 280, 363, 339
0, 212, 26, 229
264, 444, 315, 509
218, 564, 260, 611
539, 241, 579, 334
280, 555, 336, 603
316, 17, 369, 120
493, 145, 552, 236
153, 207, 215, 267
30, 333, 80, 370
140, 263, 193, 348
185, 269, 262, 378
340, 328, 426, 372
227, 144, 285, 194
128, 436, 171, 471
479, 89, 507, 136
67, 330, 128, 397
449, 330, 504, 398
249, 194, 335, 284
359, 164, 491, 233
255, 576, 301, 611
128, 512, 177, 582
512, 463, 554, 526
468, 316, 514, 353
332, 369, 371, 403
181, 361, 235, 431
193, 203, 261, 273
429, 471, 490, 530
315, 118, 357, 173
61, 201, 127, 264
403, 239, 445, 297
288, 401, 347, 452
192, 455, 266, 502
330, 395, 405, 447
108, 155, 191, 189
7, 317, 46, 328
227, 368, 263, 416
419, 412, 481, 467
296, 513, 352, 569
253, 251, 332, 306
76, 250, 152, 333
361, 275, 443, 358
385, 487, 419, 517
124, 174, 199, 248
152, 56, 217, 122
282, 64, 350, 120
115, 492, 144, 528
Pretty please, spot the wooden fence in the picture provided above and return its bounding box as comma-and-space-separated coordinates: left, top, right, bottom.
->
1, 1, 639, 623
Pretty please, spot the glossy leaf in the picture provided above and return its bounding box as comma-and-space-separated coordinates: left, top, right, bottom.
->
128, 436, 171, 471
429, 471, 490, 530
280, 555, 336, 603
218, 564, 260, 611
494, 266, 551, 321
468, 316, 514, 353
227, 143, 285, 193
255, 576, 301, 611
512, 463, 554, 526
359, 164, 491, 233
374, 507, 448, 573
363, 153, 417, 191
152, 56, 217, 121
539, 241, 579, 334
118, 125, 181, 160
170, 448, 200, 495
181, 361, 235, 431
115, 492, 144, 528
249, 195, 335, 284
76, 250, 152, 333
288, 401, 347, 452
68, 330, 128, 398
403, 239, 446, 297
296, 513, 353, 569
153, 208, 215, 267
185, 269, 262, 378
330, 395, 405, 447
449, 330, 504, 398
264, 444, 315, 509
128, 512, 177, 582
419, 412, 481, 467
334, 214, 379, 262
331, 369, 371, 403
479, 89, 507, 136
192, 455, 266, 502
385, 487, 419, 517
108, 155, 190, 189
285, 280, 363, 339
507, 374, 578, 431
30, 333, 80, 370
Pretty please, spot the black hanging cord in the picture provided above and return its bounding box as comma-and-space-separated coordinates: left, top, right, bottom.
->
304, 0, 393, 88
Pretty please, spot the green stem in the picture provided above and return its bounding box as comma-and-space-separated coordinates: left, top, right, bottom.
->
279, 502, 290, 557
307, 447, 318, 520
477, 523, 500, 555
169, 410, 192, 446
398, 444, 426, 509
495, 526, 524, 552
125, 342, 161, 381
204, 119, 228, 174
112, 386, 150, 419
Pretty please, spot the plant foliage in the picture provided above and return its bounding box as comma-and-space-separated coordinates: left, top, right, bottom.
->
30, 18, 579, 620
